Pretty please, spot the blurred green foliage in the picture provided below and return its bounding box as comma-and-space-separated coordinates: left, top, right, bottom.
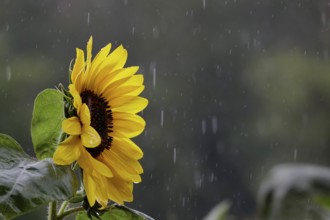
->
1, 0, 330, 219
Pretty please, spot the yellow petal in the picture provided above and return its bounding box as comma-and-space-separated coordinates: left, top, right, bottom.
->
81, 125, 101, 148
99, 45, 127, 71
98, 67, 139, 94
85, 36, 93, 74
93, 176, 109, 208
103, 74, 143, 100
120, 74, 144, 87
77, 150, 94, 174
125, 85, 145, 97
62, 117, 81, 135
74, 70, 87, 93
53, 136, 81, 165
106, 180, 124, 204
111, 137, 143, 160
69, 84, 82, 111
78, 149, 113, 178
80, 104, 91, 126
106, 85, 143, 101
85, 43, 112, 91
112, 113, 146, 138
105, 177, 133, 204
83, 172, 96, 206
101, 76, 132, 97
111, 96, 148, 113
102, 149, 142, 182
70, 48, 85, 83
90, 66, 118, 94
90, 43, 111, 74
90, 157, 113, 178
108, 67, 139, 86
110, 149, 143, 174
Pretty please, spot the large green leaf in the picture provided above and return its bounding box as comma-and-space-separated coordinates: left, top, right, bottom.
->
0, 134, 78, 219
31, 88, 64, 159
258, 164, 330, 219
76, 205, 154, 220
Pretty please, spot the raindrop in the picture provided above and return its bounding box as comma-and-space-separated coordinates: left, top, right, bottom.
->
253, 38, 258, 48
6, 66, 11, 81
201, 120, 206, 134
173, 148, 177, 164
149, 62, 157, 89
152, 26, 159, 39
5, 24, 9, 32
321, 11, 327, 27
132, 26, 135, 36
87, 12, 90, 25
209, 173, 215, 182
124, 0, 128, 6
293, 148, 298, 161
182, 197, 186, 208
211, 116, 218, 134
202, 0, 206, 9
216, 65, 222, 77
160, 110, 164, 127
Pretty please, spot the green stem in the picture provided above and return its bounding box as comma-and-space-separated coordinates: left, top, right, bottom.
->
57, 201, 69, 216
57, 206, 85, 220
47, 201, 57, 220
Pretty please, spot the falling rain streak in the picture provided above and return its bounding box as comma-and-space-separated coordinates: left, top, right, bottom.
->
201, 120, 206, 134
152, 68, 156, 88
87, 12, 90, 25
293, 149, 298, 161
160, 110, 164, 127
149, 62, 157, 89
6, 66, 11, 81
173, 148, 177, 164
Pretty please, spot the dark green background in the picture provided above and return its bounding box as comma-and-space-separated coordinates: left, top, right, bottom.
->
1, 0, 330, 219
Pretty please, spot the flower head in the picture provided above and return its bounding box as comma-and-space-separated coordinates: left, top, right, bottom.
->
53, 37, 148, 207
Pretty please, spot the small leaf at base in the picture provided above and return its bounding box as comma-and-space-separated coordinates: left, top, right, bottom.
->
76, 204, 154, 220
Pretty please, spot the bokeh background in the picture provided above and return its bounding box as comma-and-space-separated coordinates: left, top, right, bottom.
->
1, 0, 330, 219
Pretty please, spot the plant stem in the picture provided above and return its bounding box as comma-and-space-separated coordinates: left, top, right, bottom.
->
56, 206, 85, 220
48, 201, 57, 220
57, 201, 69, 216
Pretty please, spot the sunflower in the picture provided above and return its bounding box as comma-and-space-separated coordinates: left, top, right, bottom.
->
53, 37, 148, 208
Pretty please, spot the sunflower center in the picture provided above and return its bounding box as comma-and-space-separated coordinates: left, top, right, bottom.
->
80, 90, 113, 158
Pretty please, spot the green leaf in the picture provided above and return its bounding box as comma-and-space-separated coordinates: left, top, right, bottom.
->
76, 205, 154, 220
258, 164, 330, 219
203, 200, 231, 220
31, 88, 65, 160
0, 134, 78, 219
315, 195, 330, 209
